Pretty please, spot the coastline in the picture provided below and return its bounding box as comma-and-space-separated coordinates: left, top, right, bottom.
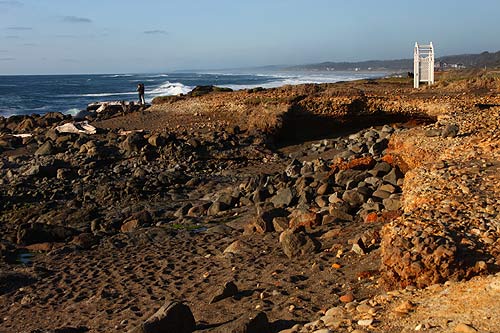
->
0, 70, 387, 118
0, 72, 499, 332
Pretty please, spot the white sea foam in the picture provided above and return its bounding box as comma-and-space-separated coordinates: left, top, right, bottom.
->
104, 74, 134, 78
148, 81, 194, 97
146, 74, 170, 78
221, 72, 384, 90
65, 108, 81, 116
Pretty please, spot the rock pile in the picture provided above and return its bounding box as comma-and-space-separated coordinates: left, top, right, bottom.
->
236, 125, 406, 258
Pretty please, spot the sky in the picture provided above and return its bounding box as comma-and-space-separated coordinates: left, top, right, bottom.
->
1, 0, 500, 74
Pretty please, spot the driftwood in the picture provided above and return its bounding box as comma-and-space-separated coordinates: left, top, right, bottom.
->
87, 101, 138, 113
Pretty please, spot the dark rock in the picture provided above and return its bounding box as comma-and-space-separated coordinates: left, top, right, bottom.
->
272, 216, 289, 233
213, 311, 269, 333
175, 203, 193, 218
342, 189, 366, 207
270, 187, 295, 208
288, 209, 321, 229
147, 134, 167, 147
425, 128, 442, 137
252, 188, 270, 203
372, 189, 391, 199
24, 164, 58, 178
328, 203, 354, 222
35, 141, 55, 156
316, 183, 332, 196
209, 281, 239, 304
129, 301, 195, 333
187, 203, 210, 217
369, 138, 388, 155
285, 159, 301, 178
120, 132, 147, 154
207, 201, 229, 216
252, 206, 287, 233
382, 168, 403, 186
382, 197, 401, 211
371, 161, 392, 175
188, 85, 232, 97
17, 223, 77, 245
335, 169, 365, 188
279, 227, 320, 258
121, 210, 153, 232
379, 183, 397, 193
351, 237, 367, 255
441, 124, 459, 138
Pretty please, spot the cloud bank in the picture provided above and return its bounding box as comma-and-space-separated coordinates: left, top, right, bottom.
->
7, 26, 32, 31
62, 16, 92, 23
143, 30, 168, 35
0, 1, 23, 7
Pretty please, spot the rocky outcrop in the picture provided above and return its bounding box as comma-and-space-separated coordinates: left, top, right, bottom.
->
380, 106, 500, 288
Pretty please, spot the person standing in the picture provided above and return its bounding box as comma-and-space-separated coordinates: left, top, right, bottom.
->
137, 83, 145, 105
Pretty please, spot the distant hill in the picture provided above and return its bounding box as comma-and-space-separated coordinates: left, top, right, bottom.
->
439, 51, 500, 68
287, 50, 500, 72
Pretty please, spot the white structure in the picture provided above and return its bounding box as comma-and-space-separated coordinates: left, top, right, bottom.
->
414, 42, 435, 88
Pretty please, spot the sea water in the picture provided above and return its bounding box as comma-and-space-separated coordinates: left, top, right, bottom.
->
0, 71, 385, 117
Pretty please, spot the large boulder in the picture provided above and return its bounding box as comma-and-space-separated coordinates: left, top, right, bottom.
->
129, 301, 196, 333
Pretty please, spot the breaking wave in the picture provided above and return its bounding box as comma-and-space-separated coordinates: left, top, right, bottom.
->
149, 81, 193, 97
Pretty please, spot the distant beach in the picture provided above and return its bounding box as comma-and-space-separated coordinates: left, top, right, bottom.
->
0, 71, 386, 117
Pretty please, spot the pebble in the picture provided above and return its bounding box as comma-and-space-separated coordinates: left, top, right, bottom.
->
454, 323, 477, 333
356, 303, 373, 314
339, 292, 355, 303
312, 329, 332, 333
357, 319, 373, 326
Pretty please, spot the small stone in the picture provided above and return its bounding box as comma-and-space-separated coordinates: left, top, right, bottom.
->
209, 281, 239, 303
35, 140, 54, 156
394, 300, 415, 314
442, 124, 459, 138
357, 319, 373, 326
425, 129, 442, 137
356, 304, 372, 313
339, 292, 354, 303
129, 301, 195, 333
312, 329, 332, 333
454, 323, 477, 333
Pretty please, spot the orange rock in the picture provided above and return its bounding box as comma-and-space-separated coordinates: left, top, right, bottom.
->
381, 154, 395, 165
332, 263, 342, 269
339, 292, 354, 303
330, 156, 376, 171
288, 210, 321, 229
364, 212, 378, 223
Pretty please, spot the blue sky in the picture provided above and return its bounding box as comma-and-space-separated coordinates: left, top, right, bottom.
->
1, 0, 500, 74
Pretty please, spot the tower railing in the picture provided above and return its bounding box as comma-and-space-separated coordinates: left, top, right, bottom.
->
414, 42, 435, 88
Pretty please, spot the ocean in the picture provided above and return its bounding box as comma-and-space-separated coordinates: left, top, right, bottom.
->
0, 71, 385, 117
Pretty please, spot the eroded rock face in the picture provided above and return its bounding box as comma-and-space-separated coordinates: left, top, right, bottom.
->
380, 107, 500, 288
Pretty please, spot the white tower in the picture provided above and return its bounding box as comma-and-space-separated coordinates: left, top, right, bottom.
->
414, 42, 435, 88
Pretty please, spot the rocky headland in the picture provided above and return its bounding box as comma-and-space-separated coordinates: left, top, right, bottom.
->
0, 71, 499, 333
